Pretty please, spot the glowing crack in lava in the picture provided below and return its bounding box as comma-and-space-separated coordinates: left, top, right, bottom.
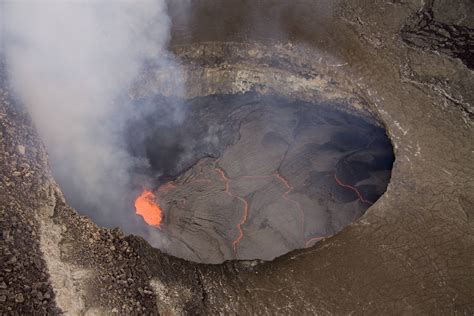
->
68, 91, 394, 263
133, 169, 376, 255
135, 190, 162, 227
334, 172, 373, 205
304, 172, 375, 248
215, 167, 249, 256
274, 171, 305, 240
218, 170, 308, 254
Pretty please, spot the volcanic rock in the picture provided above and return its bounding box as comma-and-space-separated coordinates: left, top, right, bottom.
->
134, 93, 393, 263
1, 0, 473, 314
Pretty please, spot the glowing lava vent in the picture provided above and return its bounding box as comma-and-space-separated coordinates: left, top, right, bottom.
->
134, 190, 162, 227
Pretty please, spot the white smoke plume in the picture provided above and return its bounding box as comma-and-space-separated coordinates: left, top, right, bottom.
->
2, 0, 183, 233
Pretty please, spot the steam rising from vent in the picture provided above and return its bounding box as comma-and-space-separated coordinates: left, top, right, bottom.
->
1, 1, 395, 263
2, 1, 184, 232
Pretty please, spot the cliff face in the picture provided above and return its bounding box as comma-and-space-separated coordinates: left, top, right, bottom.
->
1, 0, 473, 314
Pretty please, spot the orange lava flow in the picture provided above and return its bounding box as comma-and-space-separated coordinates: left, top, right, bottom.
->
134, 190, 162, 227
229, 172, 308, 248
215, 167, 249, 256
333, 172, 373, 205
304, 171, 375, 248
274, 172, 306, 241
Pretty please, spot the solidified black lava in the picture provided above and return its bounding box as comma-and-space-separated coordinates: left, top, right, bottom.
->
126, 92, 394, 263
401, 7, 474, 70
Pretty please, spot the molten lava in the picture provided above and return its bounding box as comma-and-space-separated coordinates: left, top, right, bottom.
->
132, 165, 374, 254
304, 172, 374, 248
333, 172, 373, 205
215, 167, 249, 256
275, 171, 306, 240
135, 190, 162, 227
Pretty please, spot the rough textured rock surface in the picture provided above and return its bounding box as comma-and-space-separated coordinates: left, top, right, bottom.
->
0, 61, 61, 315
401, 1, 474, 71
132, 93, 393, 264
1, 0, 473, 314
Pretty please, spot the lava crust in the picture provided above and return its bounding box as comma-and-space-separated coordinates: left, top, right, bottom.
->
128, 93, 393, 263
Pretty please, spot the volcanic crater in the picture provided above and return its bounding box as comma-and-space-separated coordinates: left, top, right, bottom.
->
128, 92, 394, 263
2, 1, 473, 314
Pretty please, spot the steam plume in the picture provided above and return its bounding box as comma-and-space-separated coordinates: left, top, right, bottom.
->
2, 1, 183, 234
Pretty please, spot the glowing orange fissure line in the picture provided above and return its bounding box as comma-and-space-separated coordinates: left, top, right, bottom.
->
215, 168, 249, 256
274, 172, 306, 240
221, 168, 310, 249
241, 173, 306, 229
274, 172, 325, 249
333, 172, 373, 205
303, 172, 374, 248
134, 169, 372, 251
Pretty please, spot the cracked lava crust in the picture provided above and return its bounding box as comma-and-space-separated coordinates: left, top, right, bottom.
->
127, 92, 394, 263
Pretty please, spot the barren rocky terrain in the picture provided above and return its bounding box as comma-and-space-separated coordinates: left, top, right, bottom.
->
1, 0, 473, 314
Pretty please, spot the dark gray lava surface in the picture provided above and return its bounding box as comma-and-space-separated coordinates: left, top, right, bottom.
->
128, 93, 393, 263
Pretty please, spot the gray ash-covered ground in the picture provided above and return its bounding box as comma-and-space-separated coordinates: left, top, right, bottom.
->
126, 93, 394, 263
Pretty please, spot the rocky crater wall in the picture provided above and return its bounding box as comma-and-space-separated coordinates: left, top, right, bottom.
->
1, 0, 473, 314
